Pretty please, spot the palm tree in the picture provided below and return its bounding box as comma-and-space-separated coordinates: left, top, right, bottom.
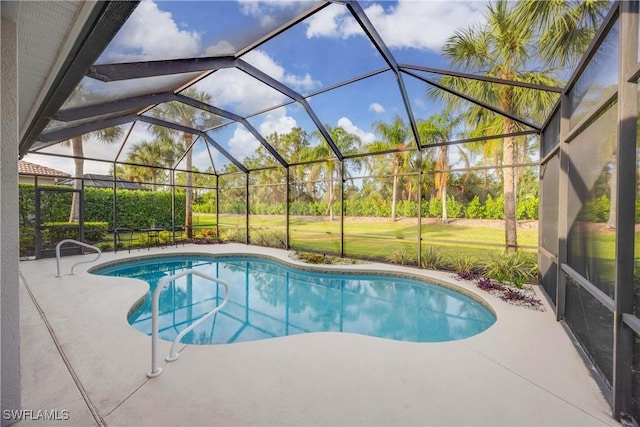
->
309, 126, 362, 221
514, 0, 609, 69
150, 88, 221, 237
366, 116, 412, 221
432, 0, 609, 248
126, 137, 181, 190
433, 1, 564, 250
418, 114, 461, 224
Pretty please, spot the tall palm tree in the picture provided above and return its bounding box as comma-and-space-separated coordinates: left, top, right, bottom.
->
150, 88, 221, 237
418, 114, 461, 224
433, 0, 609, 249
367, 116, 412, 221
433, 1, 564, 250
267, 128, 311, 202
309, 126, 362, 221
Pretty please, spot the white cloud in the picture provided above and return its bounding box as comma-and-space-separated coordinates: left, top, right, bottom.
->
258, 109, 298, 136
192, 48, 321, 116
243, 50, 320, 92
238, 1, 313, 28
192, 68, 287, 115
104, 0, 201, 62
306, 4, 360, 39
191, 142, 217, 170
228, 126, 260, 161
337, 117, 375, 145
369, 102, 385, 113
305, 0, 486, 52
204, 40, 236, 56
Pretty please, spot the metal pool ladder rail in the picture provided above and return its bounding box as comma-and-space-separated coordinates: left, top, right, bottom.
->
55, 239, 102, 277
147, 269, 230, 378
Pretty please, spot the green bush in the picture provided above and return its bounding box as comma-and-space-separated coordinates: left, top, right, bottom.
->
137, 233, 149, 246
114, 189, 185, 228
18, 185, 186, 230
158, 230, 172, 244
41, 221, 108, 244
450, 253, 481, 274
251, 229, 286, 248
484, 194, 504, 219
395, 200, 418, 218
465, 196, 485, 219
446, 195, 464, 219
577, 195, 609, 222
386, 247, 417, 265
516, 196, 539, 220
420, 246, 451, 270
484, 250, 537, 288
20, 227, 34, 256
221, 227, 246, 243
428, 198, 441, 218
18, 184, 72, 225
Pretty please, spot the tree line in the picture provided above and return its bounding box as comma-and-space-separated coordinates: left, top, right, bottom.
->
63, 0, 609, 250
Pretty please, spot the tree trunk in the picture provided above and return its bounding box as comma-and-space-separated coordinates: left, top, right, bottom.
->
185, 135, 193, 238
152, 170, 158, 192
503, 133, 517, 252
391, 169, 398, 221
69, 136, 84, 223
327, 175, 334, 221
441, 184, 448, 224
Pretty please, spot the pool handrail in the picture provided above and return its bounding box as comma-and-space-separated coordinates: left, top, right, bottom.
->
147, 269, 230, 378
55, 239, 102, 277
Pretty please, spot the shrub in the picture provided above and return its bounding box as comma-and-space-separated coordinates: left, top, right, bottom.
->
484, 194, 504, 219
18, 185, 186, 230
395, 200, 419, 218
158, 230, 172, 244
578, 195, 609, 222
484, 250, 537, 288
465, 195, 485, 219
221, 227, 246, 243
428, 198, 441, 218
445, 195, 464, 219
450, 254, 481, 274
500, 288, 542, 306
420, 246, 450, 270
295, 251, 334, 264
516, 196, 539, 220
137, 233, 149, 246
20, 227, 35, 256
476, 277, 504, 292
251, 230, 286, 248
41, 221, 108, 244
457, 270, 479, 281
386, 247, 417, 265
200, 229, 218, 239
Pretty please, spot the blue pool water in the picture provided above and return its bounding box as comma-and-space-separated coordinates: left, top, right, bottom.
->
92, 255, 495, 344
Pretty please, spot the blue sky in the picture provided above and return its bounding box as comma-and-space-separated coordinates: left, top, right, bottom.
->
27, 0, 489, 175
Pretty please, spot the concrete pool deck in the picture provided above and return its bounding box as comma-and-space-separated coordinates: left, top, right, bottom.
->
16, 243, 616, 426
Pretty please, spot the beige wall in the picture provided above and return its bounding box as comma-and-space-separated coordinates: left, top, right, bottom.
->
1, 15, 21, 426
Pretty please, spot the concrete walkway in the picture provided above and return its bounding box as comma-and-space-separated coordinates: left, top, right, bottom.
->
16, 244, 615, 426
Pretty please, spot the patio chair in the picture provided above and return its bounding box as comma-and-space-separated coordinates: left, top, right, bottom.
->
114, 228, 135, 253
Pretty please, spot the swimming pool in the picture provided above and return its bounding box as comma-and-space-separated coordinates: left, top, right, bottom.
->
92, 255, 495, 344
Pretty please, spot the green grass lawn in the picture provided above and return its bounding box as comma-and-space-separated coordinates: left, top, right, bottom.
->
193, 213, 539, 261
